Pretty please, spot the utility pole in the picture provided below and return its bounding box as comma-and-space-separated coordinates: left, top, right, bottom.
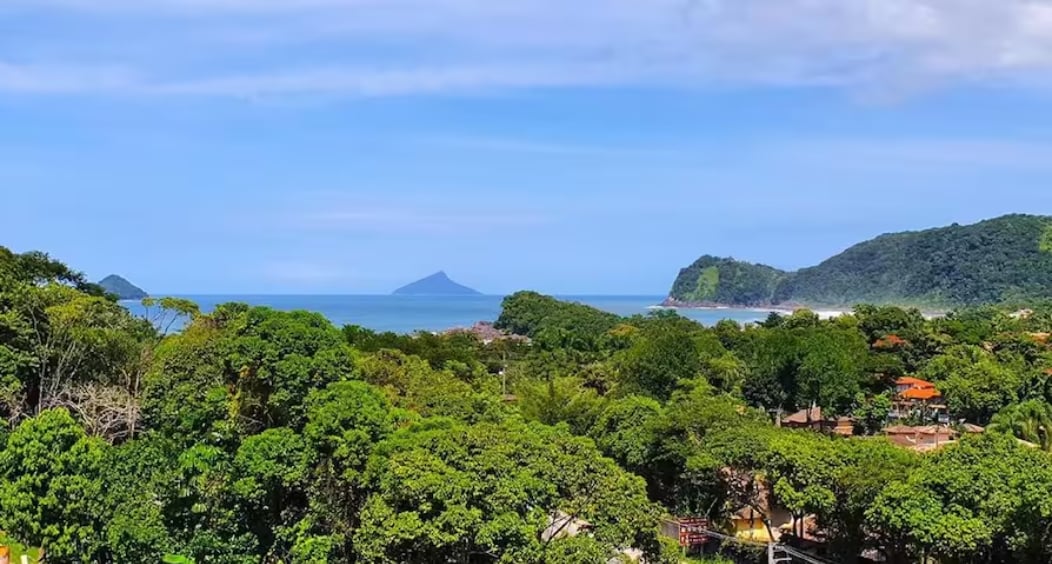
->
500, 348, 508, 396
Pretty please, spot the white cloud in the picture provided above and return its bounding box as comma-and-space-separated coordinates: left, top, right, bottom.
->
5, 0, 1052, 96
152, 63, 629, 97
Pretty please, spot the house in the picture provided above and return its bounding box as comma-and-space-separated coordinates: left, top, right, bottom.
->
442, 321, 529, 345
728, 485, 804, 543
892, 377, 946, 422
895, 376, 937, 395
884, 425, 957, 451
781, 407, 854, 437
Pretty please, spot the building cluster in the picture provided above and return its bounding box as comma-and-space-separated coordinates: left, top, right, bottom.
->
778, 376, 961, 449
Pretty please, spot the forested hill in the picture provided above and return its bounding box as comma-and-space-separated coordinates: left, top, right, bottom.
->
668, 214, 1052, 308
667, 256, 789, 307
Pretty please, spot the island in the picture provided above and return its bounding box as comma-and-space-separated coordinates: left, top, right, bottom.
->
97, 274, 148, 300
392, 271, 481, 296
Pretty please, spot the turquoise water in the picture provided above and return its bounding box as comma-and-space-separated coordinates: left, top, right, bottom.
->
123, 295, 774, 334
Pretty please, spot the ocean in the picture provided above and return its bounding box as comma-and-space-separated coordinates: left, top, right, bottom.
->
122, 295, 776, 334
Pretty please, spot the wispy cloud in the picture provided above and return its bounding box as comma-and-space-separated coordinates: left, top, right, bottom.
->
420, 135, 669, 158
291, 204, 549, 235
0, 62, 139, 94
5, 0, 1052, 97
152, 63, 629, 97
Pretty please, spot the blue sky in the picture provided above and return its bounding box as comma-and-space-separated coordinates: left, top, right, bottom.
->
3, 1, 1052, 295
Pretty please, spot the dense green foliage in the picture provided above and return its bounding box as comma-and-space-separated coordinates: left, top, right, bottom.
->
668, 256, 788, 307
6, 247, 1052, 563
669, 214, 1052, 307
496, 291, 622, 351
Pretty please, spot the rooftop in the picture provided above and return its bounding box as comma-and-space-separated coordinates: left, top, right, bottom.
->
899, 387, 942, 401
895, 376, 936, 389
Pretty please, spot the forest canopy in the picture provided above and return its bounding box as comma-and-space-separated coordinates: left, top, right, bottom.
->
3, 246, 1052, 563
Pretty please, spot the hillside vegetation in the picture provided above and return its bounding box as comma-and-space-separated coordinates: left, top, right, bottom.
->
7, 245, 1052, 563
668, 256, 788, 307
669, 214, 1052, 308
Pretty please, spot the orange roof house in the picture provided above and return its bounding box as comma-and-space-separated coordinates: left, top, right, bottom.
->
891, 377, 946, 422
895, 377, 941, 402
896, 377, 936, 390
899, 387, 941, 401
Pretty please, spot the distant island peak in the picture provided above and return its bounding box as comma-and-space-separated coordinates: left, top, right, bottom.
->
393, 271, 481, 296
97, 274, 148, 300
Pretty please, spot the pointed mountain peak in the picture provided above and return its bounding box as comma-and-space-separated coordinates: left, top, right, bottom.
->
393, 271, 481, 296
97, 274, 148, 300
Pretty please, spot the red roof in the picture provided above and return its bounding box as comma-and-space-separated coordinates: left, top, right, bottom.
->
899, 388, 942, 401
896, 376, 936, 389
874, 334, 908, 349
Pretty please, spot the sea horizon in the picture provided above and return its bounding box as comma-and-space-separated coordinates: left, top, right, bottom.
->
121, 294, 776, 334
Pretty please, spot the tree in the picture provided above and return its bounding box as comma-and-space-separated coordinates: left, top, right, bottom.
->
852, 392, 893, 435
141, 297, 199, 334
589, 395, 664, 476
818, 438, 917, 562
234, 427, 312, 557
302, 380, 396, 557
989, 399, 1052, 450
795, 326, 868, 416
615, 323, 702, 401
867, 434, 1052, 563
0, 283, 152, 424
518, 376, 603, 436
0, 409, 107, 560
356, 348, 505, 423
354, 419, 659, 563
143, 305, 356, 440
921, 345, 1024, 424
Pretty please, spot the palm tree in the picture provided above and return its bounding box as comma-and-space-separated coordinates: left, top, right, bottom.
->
989, 400, 1052, 450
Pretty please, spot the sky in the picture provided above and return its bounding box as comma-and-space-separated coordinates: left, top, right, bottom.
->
3, 1, 1052, 295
